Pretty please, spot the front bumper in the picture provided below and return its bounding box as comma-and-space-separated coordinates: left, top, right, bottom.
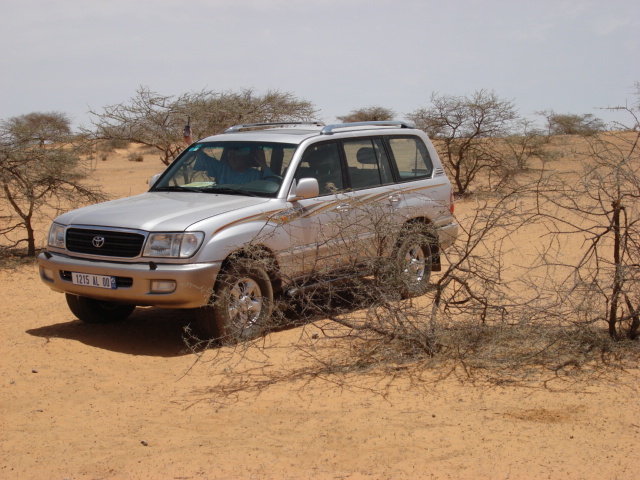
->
38, 252, 222, 308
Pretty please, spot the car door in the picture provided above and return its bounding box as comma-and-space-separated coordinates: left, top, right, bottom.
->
275, 141, 348, 283
339, 137, 403, 263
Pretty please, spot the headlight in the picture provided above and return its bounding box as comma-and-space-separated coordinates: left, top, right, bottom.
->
143, 232, 205, 258
48, 223, 66, 248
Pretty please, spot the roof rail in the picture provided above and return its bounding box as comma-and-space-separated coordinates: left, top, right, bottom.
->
224, 121, 325, 133
320, 121, 414, 135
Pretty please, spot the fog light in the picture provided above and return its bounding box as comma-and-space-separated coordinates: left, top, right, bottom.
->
150, 280, 176, 293
40, 267, 54, 281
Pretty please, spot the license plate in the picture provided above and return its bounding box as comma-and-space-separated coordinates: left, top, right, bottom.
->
71, 272, 117, 289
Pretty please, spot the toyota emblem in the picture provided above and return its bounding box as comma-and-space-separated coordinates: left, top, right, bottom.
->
92, 236, 105, 248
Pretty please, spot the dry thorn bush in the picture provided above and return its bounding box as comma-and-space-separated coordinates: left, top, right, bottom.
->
184, 169, 639, 402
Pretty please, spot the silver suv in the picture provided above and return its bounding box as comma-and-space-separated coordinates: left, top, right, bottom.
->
38, 121, 458, 339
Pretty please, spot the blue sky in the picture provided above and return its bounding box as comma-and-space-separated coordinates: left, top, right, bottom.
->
1, 0, 639, 129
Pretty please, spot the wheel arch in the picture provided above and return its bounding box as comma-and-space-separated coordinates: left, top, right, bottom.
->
219, 244, 283, 293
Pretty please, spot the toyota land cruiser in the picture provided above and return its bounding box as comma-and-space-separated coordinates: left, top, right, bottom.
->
38, 121, 458, 339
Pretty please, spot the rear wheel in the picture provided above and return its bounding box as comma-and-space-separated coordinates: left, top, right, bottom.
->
196, 260, 274, 341
65, 293, 136, 323
396, 235, 433, 298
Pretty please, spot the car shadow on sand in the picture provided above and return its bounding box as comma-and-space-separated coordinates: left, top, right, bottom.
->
26, 307, 200, 357
26, 283, 370, 357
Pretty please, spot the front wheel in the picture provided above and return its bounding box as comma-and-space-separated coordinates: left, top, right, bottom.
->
196, 260, 274, 341
65, 294, 136, 323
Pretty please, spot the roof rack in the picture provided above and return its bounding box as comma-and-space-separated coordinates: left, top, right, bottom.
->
224, 121, 325, 133
320, 121, 414, 135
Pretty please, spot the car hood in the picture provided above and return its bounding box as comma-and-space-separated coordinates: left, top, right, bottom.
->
55, 192, 271, 231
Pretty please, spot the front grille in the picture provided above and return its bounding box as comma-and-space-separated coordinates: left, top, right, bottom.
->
66, 228, 145, 258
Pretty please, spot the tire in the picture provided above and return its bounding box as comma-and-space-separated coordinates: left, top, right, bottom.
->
196, 260, 274, 341
393, 233, 434, 299
65, 293, 136, 323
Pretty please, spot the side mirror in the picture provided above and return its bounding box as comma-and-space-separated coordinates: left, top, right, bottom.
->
288, 177, 319, 201
149, 174, 161, 189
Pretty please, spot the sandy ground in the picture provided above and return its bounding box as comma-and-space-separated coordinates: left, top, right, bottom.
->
1, 144, 639, 479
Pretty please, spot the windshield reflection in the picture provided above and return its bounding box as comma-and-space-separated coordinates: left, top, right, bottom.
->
153, 141, 297, 197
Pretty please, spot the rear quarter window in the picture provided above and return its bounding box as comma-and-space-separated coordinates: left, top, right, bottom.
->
387, 136, 433, 181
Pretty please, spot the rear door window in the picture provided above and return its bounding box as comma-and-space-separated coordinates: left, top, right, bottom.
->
387, 136, 433, 181
343, 138, 394, 190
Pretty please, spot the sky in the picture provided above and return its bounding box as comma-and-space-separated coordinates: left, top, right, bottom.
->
1, 0, 639, 130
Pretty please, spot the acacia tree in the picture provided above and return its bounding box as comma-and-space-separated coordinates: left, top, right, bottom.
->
534, 99, 640, 340
537, 110, 606, 136
407, 90, 519, 195
87, 87, 182, 165
88, 87, 317, 165
336, 106, 396, 123
0, 112, 106, 256
179, 88, 317, 138
2, 111, 72, 146
486, 119, 551, 191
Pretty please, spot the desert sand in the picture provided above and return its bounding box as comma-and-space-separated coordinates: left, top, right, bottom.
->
1, 144, 639, 479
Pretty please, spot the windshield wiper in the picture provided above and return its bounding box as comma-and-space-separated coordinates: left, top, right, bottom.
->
154, 185, 262, 197
202, 187, 259, 197
153, 185, 202, 193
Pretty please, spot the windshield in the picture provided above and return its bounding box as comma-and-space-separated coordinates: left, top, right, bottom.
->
153, 141, 298, 197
